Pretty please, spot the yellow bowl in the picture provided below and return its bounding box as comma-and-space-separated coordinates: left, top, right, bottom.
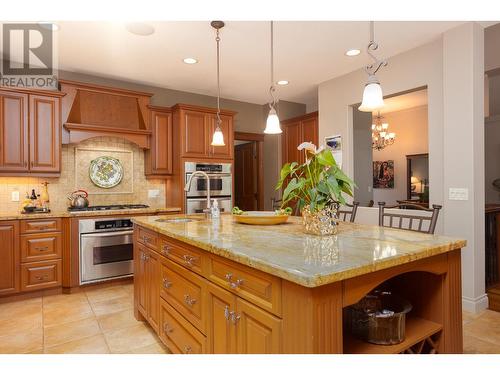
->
232, 211, 290, 225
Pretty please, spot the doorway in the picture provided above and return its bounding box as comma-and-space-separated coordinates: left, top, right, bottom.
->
234, 132, 264, 211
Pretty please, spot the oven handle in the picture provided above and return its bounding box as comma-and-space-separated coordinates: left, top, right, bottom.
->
81, 230, 133, 238
186, 197, 231, 202
186, 173, 231, 178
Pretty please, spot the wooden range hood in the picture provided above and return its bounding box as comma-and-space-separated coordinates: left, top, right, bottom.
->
60, 80, 154, 148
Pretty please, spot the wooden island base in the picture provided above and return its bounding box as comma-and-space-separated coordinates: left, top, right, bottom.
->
134, 224, 463, 354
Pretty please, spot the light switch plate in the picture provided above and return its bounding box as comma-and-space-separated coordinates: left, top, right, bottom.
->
11, 191, 20, 202
449, 187, 469, 201
148, 189, 160, 198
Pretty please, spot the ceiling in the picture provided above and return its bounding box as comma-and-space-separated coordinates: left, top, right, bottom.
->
379, 89, 428, 115
18, 21, 471, 105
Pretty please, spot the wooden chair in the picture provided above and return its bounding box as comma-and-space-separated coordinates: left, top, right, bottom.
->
378, 201, 442, 234
338, 201, 360, 223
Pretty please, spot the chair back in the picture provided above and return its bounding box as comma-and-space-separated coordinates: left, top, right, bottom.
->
338, 201, 360, 223
378, 202, 442, 234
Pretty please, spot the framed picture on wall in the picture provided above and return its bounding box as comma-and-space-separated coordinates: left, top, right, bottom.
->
373, 160, 394, 189
325, 134, 342, 167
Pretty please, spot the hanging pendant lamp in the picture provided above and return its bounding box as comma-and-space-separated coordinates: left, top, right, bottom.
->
264, 21, 282, 134
359, 21, 388, 112
211, 21, 225, 146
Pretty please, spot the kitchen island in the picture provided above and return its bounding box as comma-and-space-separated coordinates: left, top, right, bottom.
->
132, 214, 466, 354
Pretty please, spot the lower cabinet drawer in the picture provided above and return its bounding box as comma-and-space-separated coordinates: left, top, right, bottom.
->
21, 260, 62, 291
159, 237, 204, 275
20, 232, 62, 262
159, 298, 206, 354
160, 258, 206, 333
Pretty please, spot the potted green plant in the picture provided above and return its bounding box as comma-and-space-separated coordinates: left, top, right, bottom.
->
276, 142, 356, 235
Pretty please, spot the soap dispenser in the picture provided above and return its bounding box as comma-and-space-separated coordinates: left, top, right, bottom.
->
211, 199, 220, 219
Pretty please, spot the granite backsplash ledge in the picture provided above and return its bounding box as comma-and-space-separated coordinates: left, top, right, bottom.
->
0, 137, 167, 213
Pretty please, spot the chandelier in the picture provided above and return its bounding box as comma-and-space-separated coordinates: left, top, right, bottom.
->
372, 112, 395, 150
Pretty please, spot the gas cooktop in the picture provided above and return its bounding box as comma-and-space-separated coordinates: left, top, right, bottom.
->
68, 204, 150, 212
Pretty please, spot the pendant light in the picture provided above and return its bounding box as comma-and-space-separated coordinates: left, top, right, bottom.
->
358, 21, 388, 112
211, 21, 225, 146
264, 21, 282, 134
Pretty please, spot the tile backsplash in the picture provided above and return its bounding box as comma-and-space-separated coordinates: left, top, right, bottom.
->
0, 137, 166, 213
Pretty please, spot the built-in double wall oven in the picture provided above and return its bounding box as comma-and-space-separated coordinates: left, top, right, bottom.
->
184, 161, 232, 214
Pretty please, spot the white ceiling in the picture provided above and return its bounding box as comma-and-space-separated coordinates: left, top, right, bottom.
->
45, 22, 471, 104
379, 89, 428, 115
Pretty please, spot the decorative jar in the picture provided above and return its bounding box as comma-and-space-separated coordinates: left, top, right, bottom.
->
301, 202, 340, 236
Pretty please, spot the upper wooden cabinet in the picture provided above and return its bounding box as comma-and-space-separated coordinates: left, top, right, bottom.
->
173, 104, 235, 160
0, 88, 64, 175
145, 106, 173, 176
281, 111, 318, 165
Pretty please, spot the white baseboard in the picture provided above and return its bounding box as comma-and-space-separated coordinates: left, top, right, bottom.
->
462, 294, 489, 313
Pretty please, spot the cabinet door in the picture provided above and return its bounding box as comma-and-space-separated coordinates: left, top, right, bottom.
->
147, 110, 172, 175
301, 117, 318, 163
0, 91, 29, 171
135, 243, 148, 317
235, 297, 282, 354
206, 282, 237, 353
147, 249, 160, 333
0, 221, 20, 296
282, 120, 302, 165
208, 114, 233, 159
182, 110, 208, 158
29, 95, 60, 172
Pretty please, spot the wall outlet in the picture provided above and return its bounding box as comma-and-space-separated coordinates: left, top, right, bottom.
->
449, 187, 469, 201
148, 189, 160, 198
11, 191, 20, 202
368, 186, 372, 193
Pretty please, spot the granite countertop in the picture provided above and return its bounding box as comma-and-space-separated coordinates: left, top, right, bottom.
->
0, 207, 182, 221
132, 214, 467, 288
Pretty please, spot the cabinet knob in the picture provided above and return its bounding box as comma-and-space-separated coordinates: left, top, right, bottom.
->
225, 273, 244, 289
161, 244, 170, 256
184, 294, 197, 306
231, 313, 241, 325
182, 254, 196, 267
35, 246, 49, 252
163, 322, 173, 334
184, 346, 192, 354
162, 278, 172, 289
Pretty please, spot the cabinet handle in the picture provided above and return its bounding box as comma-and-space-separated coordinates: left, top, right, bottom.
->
231, 312, 241, 325
161, 244, 170, 256
35, 246, 49, 251
224, 305, 235, 321
182, 254, 196, 267
225, 273, 244, 289
30, 161, 34, 168
184, 346, 192, 354
163, 322, 173, 334
140, 253, 148, 261
184, 294, 197, 306
162, 278, 172, 289
35, 275, 49, 281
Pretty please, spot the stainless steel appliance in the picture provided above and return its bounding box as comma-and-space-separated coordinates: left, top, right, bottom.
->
68, 204, 149, 213
79, 217, 134, 285
185, 162, 232, 214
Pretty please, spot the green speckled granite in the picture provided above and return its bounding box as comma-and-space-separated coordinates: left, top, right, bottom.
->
132, 214, 466, 288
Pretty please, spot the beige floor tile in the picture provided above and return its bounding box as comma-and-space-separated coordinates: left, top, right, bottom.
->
104, 323, 158, 353
122, 283, 134, 295
43, 292, 89, 308
44, 334, 110, 354
86, 285, 130, 304
90, 296, 133, 317
43, 302, 94, 327
0, 328, 43, 354
124, 342, 170, 354
44, 317, 101, 348
0, 311, 42, 337
97, 308, 142, 333
463, 332, 500, 354
0, 298, 42, 322
464, 317, 500, 346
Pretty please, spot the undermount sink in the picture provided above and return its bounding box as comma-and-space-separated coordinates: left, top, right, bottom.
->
155, 218, 199, 223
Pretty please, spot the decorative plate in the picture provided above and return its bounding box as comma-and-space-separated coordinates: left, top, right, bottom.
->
233, 211, 290, 225
89, 156, 123, 189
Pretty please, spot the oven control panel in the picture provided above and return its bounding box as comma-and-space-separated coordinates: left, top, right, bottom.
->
94, 219, 133, 231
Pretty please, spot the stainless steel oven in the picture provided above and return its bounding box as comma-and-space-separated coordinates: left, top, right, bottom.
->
79, 218, 134, 285
185, 162, 232, 198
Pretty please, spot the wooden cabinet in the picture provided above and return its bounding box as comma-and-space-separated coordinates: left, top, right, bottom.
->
0, 89, 63, 175
0, 91, 29, 171
0, 221, 20, 296
21, 259, 62, 291
173, 104, 235, 160
207, 282, 236, 353
281, 111, 318, 165
145, 106, 173, 176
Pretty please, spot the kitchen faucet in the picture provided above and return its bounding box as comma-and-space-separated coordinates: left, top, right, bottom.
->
184, 171, 212, 218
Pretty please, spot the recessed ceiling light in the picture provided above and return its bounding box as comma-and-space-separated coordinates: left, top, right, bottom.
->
183, 57, 198, 64
277, 80, 289, 86
125, 22, 155, 36
345, 49, 361, 57
38, 22, 59, 31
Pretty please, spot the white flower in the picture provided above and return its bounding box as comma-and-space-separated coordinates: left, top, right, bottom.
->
297, 142, 324, 154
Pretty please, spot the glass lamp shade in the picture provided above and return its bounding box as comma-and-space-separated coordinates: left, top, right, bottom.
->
358, 77, 385, 112
264, 107, 282, 134
211, 127, 225, 146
